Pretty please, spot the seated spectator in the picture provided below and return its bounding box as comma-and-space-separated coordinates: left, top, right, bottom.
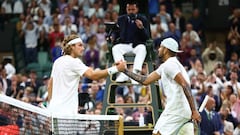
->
36, 75, 49, 103
162, 22, 181, 42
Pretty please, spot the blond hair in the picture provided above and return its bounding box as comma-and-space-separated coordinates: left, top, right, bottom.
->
61, 34, 79, 55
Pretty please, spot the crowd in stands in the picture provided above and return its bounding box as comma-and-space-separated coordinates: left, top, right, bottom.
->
0, 0, 240, 134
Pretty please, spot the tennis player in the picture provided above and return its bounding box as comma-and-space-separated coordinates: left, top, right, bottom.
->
47, 34, 126, 115
123, 37, 201, 135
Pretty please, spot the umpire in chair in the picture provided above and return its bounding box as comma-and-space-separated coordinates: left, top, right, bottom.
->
112, 1, 150, 84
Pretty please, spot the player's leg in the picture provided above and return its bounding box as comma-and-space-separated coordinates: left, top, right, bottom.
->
177, 122, 194, 135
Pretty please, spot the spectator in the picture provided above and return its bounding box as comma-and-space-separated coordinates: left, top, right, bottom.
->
28, 0, 39, 17
59, 6, 75, 25
111, 0, 120, 13
21, 16, 39, 65
83, 35, 100, 69
162, 22, 181, 42
200, 97, 224, 135
6, 75, 22, 99
224, 70, 240, 96
201, 42, 224, 75
182, 23, 201, 56
226, 52, 239, 71
38, 0, 51, 17
16, 13, 25, 35
96, 24, 106, 47
123, 85, 139, 103
112, 1, 150, 84
2, 57, 16, 79
226, 26, 240, 59
229, 94, 240, 122
37, 29, 50, 52
36, 75, 49, 103
88, 1, 105, 18
177, 37, 192, 67
188, 58, 205, 79
188, 8, 205, 41
220, 114, 234, 135
156, 5, 171, 32
1, 0, 12, 14
233, 122, 240, 135
212, 63, 227, 89
51, 37, 62, 62
221, 85, 234, 103
219, 105, 238, 129
172, 7, 186, 33
13, 0, 24, 14
36, 16, 49, 34
25, 70, 41, 95
48, 23, 64, 49
61, 16, 78, 37
0, 65, 11, 95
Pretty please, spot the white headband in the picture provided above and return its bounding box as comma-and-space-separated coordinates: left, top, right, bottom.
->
67, 38, 83, 45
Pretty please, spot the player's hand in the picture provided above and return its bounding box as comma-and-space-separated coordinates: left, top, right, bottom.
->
192, 110, 201, 123
115, 60, 126, 72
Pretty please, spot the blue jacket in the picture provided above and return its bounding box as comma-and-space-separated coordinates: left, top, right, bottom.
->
200, 110, 224, 135
115, 14, 150, 47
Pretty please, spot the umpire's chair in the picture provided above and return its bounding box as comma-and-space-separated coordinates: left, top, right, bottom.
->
102, 1, 162, 134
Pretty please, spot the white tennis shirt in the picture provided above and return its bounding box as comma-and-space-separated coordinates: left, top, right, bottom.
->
48, 55, 89, 115
153, 57, 192, 134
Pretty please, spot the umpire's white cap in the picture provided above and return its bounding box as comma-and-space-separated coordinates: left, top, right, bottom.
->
161, 38, 183, 53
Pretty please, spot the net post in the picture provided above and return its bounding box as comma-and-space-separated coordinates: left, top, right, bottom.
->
118, 115, 124, 135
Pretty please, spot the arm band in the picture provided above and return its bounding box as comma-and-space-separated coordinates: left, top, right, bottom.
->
107, 66, 118, 75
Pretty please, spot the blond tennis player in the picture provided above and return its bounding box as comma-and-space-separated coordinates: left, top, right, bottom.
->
47, 34, 126, 115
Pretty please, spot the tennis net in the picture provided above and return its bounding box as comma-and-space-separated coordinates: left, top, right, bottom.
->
0, 94, 123, 135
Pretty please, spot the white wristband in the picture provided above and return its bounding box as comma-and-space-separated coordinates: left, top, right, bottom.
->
107, 66, 118, 75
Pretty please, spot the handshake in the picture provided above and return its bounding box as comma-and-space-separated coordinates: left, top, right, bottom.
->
107, 60, 144, 85
113, 60, 127, 73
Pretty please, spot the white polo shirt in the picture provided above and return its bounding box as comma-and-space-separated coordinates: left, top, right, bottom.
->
48, 55, 89, 115
153, 57, 192, 135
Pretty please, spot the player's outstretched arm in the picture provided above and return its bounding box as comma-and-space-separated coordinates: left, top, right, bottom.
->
123, 69, 160, 85
84, 60, 126, 80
